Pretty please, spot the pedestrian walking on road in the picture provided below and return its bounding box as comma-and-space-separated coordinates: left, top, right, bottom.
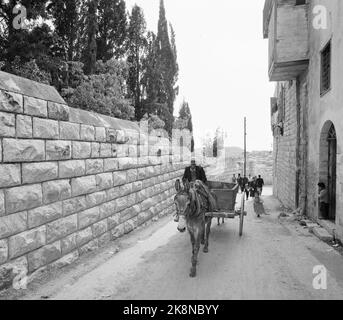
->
253, 191, 265, 218
232, 174, 237, 184
237, 174, 243, 193
256, 175, 265, 196
318, 182, 329, 219
243, 176, 249, 200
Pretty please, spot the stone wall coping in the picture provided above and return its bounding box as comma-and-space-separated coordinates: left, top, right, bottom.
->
69, 108, 140, 132
0, 71, 66, 105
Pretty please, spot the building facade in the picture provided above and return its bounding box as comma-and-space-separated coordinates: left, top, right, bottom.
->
264, 0, 343, 240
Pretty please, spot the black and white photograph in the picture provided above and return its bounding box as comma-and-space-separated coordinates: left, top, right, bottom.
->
0, 0, 342, 307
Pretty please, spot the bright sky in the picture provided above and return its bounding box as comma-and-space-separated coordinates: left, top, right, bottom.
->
126, 0, 275, 151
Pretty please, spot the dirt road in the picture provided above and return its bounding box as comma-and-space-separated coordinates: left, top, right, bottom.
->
3, 187, 343, 300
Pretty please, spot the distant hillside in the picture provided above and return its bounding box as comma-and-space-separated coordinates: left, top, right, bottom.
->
224, 147, 244, 157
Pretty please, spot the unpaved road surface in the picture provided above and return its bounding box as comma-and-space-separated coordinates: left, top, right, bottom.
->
2, 187, 343, 300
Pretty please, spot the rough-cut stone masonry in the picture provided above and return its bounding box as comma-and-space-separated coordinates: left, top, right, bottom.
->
0, 72, 187, 291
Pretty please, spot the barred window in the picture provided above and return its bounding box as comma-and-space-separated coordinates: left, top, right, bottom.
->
321, 41, 331, 95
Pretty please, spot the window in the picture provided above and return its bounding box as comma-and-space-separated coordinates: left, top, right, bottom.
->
321, 41, 331, 95
296, 0, 306, 5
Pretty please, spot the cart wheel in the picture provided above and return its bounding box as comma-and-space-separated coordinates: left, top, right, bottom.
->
239, 194, 245, 237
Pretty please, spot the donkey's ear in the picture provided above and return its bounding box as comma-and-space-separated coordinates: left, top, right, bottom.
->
175, 179, 181, 192
184, 179, 190, 192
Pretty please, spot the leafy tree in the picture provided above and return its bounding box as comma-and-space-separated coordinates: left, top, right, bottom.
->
67, 59, 134, 120
154, 0, 179, 135
83, 0, 98, 75
142, 113, 165, 132
97, 0, 127, 61
47, 0, 81, 61
126, 5, 148, 120
9, 57, 51, 84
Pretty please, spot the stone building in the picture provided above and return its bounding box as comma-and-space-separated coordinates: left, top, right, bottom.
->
263, 0, 343, 240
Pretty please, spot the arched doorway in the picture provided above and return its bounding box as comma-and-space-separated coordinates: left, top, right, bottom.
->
319, 121, 337, 221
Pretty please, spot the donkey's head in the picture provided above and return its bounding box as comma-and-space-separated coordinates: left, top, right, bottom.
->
174, 179, 198, 233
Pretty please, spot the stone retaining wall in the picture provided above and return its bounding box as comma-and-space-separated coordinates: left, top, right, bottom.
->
0, 72, 187, 291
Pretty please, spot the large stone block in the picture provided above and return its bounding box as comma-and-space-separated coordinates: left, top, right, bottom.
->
48, 102, 69, 121
92, 219, 107, 237
91, 142, 100, 158
61, 233, 78, 255
50, 250, 78, 269
118, 158, 138, 170
63, 196, 88, 216
116, 130, 129, 144
22, 162, 58, 184
9, 226, 46, 259
126, 169, 138, 183
0, 191, 4, 216
0, 256, 27, 291
86, 159, 104, 175
95, 127, 106, 142
33, 118, 59, 139
16, 115, 32, 138
46, 140, 71, 161
106, 187, 120, 201
85, 191, 107, 208
116, 196, 129, 212
100, 143, 112, 157
42, 180, 71, 204
28, 202, 63, 228
60, 122, 80, 140
0, 211, 27, 240
28, 241, 61, 272
99, 200, 117, 219
3, 138, 45, 162
116, 144, 128, 157
107, 213, 120, 230
0, 111, 15, 137
81, 125, 95, 141
132, 181, 143, 192
124, 219, 137, 234
23, 96, 47, 117
98, 232, 111, 248
79, 239, 98, 256
76, 227, 93, 247
5, 184, 42, 214
78, 207, 100, 229
46, 214, 78, 243
96, 173, 113, 191
119, 183, 133, 197
120, 205, 140, 224
113, 171, 126, 187
71, 175, 97, 197
104, 158, 119, 172
0, 164, 21, 188
72, 141, 91, 159
0, 91, 23, 113
0, 239, 7, 264
110, 224, 125, 240
106, 129, 117, 143
59, 160, 86, 178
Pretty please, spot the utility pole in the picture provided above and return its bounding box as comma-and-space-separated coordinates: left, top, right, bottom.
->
244, 117, 247, 177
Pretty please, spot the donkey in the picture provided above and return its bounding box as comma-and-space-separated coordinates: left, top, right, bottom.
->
174, 179, 214, 277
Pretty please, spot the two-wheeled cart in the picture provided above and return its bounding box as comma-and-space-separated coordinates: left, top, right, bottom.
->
205, 181, 247, 236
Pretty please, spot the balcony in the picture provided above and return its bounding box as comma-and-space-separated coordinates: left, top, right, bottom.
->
263, 0, 309, 81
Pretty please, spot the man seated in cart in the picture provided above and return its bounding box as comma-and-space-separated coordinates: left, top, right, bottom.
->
182, 159, 207, 184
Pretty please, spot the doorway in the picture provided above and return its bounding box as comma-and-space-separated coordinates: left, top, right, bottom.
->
319, 121, 337, 221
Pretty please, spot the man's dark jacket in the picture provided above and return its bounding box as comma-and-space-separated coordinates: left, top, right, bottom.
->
183, 166, 207, 183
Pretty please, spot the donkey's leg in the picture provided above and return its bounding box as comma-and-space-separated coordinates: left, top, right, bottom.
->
203, 218, 212, 253
190, 230, 201, 278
